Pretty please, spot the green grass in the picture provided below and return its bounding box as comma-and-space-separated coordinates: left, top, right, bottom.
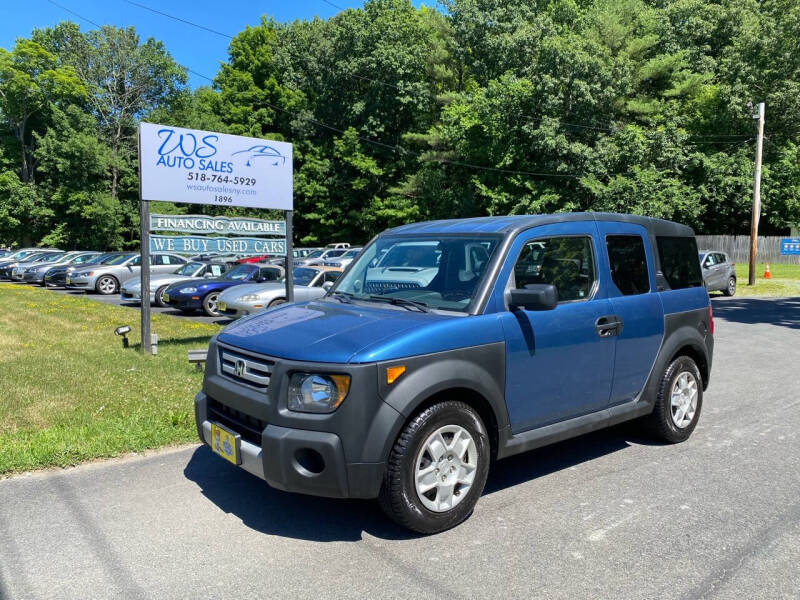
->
0, 283, 220, 475
730, 262, 800, 297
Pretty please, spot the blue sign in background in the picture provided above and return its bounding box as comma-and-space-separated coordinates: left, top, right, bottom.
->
780, 238, 800, 255
150, 235, 286, 255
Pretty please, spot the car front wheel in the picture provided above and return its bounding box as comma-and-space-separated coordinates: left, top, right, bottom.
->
379, 401, 490, 534
95, 275, 118, 295
202, 291, 221, 317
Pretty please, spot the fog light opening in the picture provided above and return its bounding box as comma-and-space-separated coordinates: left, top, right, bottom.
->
293, 448, 325, 475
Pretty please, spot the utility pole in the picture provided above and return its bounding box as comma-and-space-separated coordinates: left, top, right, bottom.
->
748, 102, 765, 286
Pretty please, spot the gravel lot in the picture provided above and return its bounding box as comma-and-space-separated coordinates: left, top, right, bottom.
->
1, 296, 798, 599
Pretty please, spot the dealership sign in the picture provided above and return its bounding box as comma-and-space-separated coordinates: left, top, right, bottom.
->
149, 214, 285, 236
780, 238, 800, 255
138, 123, 293, 210
150, 235, 286, 255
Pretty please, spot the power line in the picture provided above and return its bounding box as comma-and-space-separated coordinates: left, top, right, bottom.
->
319, 0, 346, 11
124, 0, 233, 39
45, 0, 101, 28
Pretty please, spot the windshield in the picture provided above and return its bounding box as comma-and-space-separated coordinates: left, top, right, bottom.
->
107, 254, 135, 265
305, 250, 324, 259
332, 235, 501, 312
292, 267, 320, 286
343, 249, 360, 258
34, 253, 64, 263
224, 264, 255, 280
175, 262, 205, 276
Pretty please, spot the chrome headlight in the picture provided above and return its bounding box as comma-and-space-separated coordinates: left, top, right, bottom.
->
180, 286, 198, 293
240, 294, 265, 302
288, 373, 351, 413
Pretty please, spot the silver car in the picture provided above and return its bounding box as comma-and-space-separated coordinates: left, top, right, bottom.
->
67, 252, 188, 295
10, 251, 66, 280
298, 248, 350, 267
22, 251, 100, 284
121, 260, 230, 306
699, 250, 737, 296
217, 266, 342, 319
321, 247, 363, 269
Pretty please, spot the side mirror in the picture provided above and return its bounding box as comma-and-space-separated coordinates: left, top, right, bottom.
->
322, 281, 334, 291
507, 284, 558, 311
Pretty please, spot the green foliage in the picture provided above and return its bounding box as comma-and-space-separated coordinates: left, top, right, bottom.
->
1, 0, 800, 250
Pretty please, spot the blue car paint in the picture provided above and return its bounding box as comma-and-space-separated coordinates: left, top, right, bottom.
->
217, 218, 676, 433
165, 266, 259, 309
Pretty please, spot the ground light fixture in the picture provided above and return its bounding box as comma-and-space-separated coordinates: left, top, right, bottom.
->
114, 325, 131, 348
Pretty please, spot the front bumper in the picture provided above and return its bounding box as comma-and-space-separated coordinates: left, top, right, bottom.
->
193, 341, 402, 499
165, 293, 203, 310
218, 299, 257, 319
65, 275, 93, 289
23, 272, 45, 283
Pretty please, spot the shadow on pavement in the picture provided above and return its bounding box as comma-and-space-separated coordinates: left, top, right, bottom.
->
711, 296, 800, 330
183, 423, 641, 542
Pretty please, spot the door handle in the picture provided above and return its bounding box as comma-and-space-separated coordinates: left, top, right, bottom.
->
595, 315, 622, 337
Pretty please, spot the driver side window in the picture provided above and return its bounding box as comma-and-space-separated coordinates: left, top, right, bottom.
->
511, 236, 596, 302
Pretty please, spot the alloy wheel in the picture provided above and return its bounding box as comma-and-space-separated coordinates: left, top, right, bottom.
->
414, 425, 478, 512
670, 371, 698, 429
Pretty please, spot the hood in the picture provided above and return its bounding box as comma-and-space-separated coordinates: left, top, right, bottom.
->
216, 297, 515, 365
124, 273, 197, 291
219, 282, 283, 301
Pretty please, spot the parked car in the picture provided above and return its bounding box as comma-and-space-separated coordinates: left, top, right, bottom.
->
0, 249, 61, 279
44, 252, 125, 288
66, 253, 187, 295
322, 247, 362, 269
266, 248, 323, 270
9, 251, 65, 280
325, 242, 351, 249
217, 266, 343, 318
194, 213, 713, 533
163, 263, 284, 316
699, 250, 736, 296
120, 260, 231, 306
300, 248, 349, 267
23, 251, 100, 284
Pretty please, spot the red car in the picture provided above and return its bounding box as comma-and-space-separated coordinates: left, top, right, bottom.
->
236, 254, 279, 264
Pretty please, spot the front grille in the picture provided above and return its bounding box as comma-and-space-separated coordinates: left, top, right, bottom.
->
363, 280, 422, 294
207, 398, 265, 445
218, 345, 273, 390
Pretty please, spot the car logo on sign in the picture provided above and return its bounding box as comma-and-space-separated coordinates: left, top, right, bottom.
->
235, 359, 246, 378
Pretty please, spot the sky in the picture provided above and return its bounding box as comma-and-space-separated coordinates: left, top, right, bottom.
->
0, 0, 370, 87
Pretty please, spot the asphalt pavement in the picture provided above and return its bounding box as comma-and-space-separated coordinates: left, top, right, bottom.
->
1, 296, 799, 599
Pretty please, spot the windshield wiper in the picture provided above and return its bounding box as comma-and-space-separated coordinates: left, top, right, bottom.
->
367, 295, 429, 313
329, 291, 354, 304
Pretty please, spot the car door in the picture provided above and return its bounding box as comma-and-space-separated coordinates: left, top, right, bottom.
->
496, 222, 615, 432
701, 253, 722, 290
596, 222, 665, 406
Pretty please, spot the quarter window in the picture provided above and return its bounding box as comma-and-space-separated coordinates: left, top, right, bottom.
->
657, 236, 703, 289
606, 235, 650, 295
512, 236, 596, 302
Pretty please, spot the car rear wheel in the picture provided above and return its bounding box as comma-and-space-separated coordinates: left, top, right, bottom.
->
643, 355, 703, 443
95, 275, 118, 295
723, 276, 736, 296
154, 285, 169, 307
202, 291, 221, 317
379, 401, 490, 534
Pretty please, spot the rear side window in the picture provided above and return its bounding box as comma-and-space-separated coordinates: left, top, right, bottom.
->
606, 235, 650, 295
714, 253, 728, 264
657, 237, 703, 289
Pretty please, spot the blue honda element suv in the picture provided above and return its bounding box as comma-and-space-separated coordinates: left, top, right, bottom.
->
195, 213, 713, 533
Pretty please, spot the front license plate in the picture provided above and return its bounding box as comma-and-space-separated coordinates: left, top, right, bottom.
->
65, 277, 70, 284
162, 293, 169, 303
218, 301, 227, 312
210, 422, 241, 465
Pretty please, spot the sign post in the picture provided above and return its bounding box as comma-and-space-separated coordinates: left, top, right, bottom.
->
138, 122, 293, 354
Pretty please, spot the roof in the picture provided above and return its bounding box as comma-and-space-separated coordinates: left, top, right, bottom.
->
386, 212, 694, 237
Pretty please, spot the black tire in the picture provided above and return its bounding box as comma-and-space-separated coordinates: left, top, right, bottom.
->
643, 355, 703, 443
95, 275, 119, 295
154, 285, 169, 307
722, 276, 736, 296
267, 297, 286, 308
379, 401, 491, 534
202, 291, 221, 317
